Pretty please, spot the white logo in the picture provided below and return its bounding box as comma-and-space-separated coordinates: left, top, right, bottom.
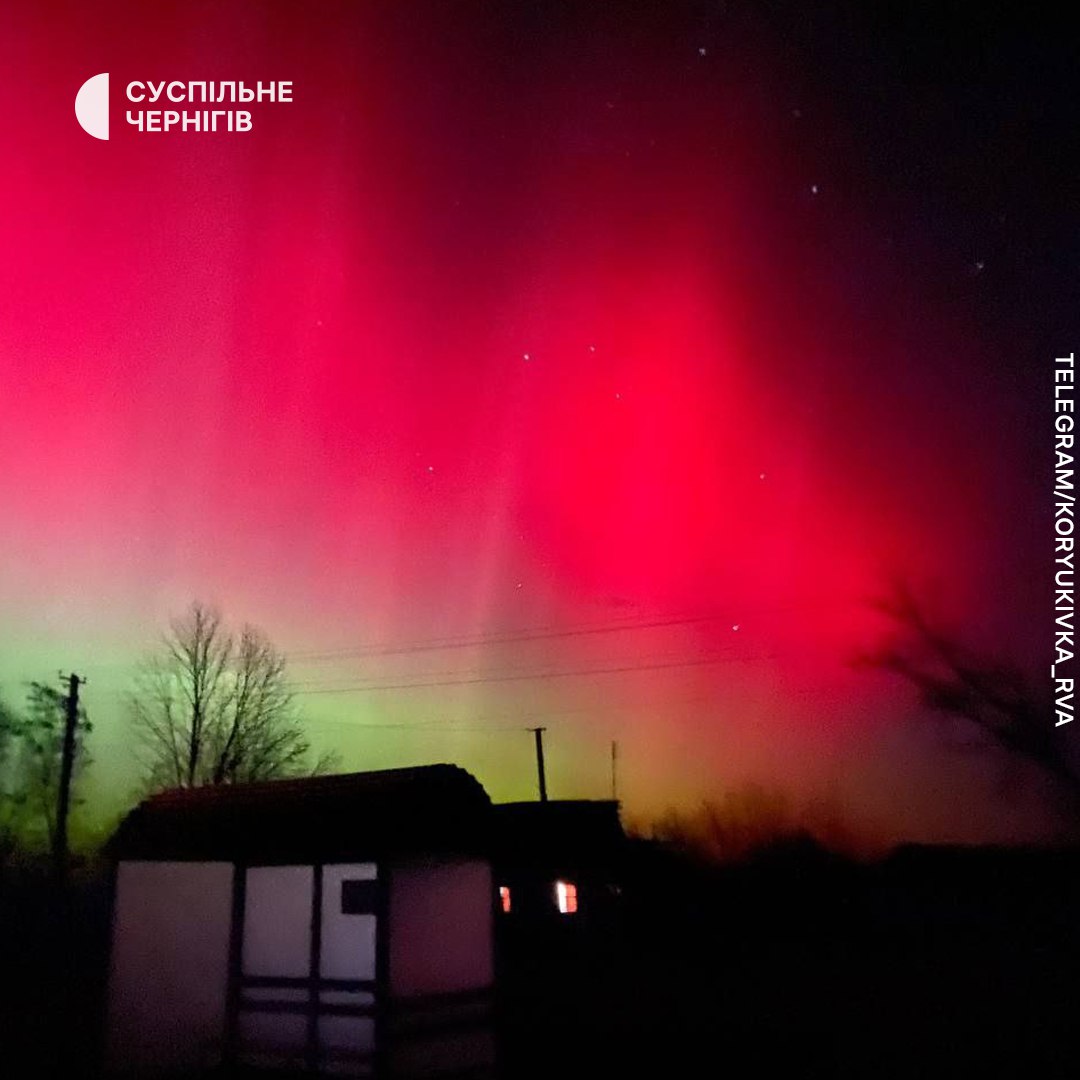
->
75, 73, 109, 140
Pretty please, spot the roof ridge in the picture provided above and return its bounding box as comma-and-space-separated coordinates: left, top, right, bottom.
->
145, 763, 473, 804
109, 764, 492, 862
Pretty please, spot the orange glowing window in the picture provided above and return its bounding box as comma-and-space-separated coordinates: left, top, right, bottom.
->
555, 880, 578, 914
499, 885, 512, 913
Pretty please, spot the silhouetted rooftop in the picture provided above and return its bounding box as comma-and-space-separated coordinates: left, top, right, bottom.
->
108, 765, 492, 863
493, 800, 627, 867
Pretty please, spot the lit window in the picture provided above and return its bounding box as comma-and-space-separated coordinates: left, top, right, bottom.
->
555, 880, 578, 914
499, 885, 512, 913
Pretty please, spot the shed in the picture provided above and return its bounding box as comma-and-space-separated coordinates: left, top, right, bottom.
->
492, 800, 627, 919
105, 765, 496, 1078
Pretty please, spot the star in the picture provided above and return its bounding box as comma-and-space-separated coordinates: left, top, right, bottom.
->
732, 624, 740, 632
759, 472, 766, 480
810, 183, 820, 196
698, 47, 708, 57
522, 352, 531, 361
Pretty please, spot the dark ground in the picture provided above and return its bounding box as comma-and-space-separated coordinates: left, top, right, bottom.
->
2, 841, 1077, 1078
498, 840, 1080, 1078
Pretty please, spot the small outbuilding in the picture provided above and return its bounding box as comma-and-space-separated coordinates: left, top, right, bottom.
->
105, 765, 496, 1078
492, 800, 627, 921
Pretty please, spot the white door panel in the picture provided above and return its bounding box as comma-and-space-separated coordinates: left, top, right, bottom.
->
243, 865, 313, 977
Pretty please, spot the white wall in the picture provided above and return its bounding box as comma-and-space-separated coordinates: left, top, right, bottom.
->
321, 862, 378, 981
107, 860, 232, 1074
389, 858, 494, 998
243, 864, 312, 977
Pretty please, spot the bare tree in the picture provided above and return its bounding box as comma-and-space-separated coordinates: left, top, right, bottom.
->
0, 683, 91, 855
130, 602, 329, 790
862, 580, 1080, 825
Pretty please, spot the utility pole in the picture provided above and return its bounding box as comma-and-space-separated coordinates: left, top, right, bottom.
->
611, 740, 618, 802
529, 726, 548, 802
54, 672, 85, 884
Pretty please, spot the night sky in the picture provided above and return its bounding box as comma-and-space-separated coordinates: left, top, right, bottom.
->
0, 2, 1072, 843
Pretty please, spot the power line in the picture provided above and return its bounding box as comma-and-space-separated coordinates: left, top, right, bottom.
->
54, 598, 847, 680
290, 643, 750, 688
284, 596, 850, 664
296, 652, 769, 695
285, 611, 740, 663
304, 719, 529, 733
284, 606, 688, 660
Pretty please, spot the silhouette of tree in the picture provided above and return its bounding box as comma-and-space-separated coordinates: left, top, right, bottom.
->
23, 682, 91, 849
0, 695, 25, 856
129, 601, 332, 790
863, 580, 1080, 824
651, 782, 861, 862
0, 684, 91, 855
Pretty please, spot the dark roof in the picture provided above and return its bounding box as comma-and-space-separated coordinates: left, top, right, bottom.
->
108, 765, 492, 863
492, 800, 627, 871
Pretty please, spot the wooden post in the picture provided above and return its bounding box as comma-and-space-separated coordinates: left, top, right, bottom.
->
53, 672, 84, 883
530, 727, 548, 802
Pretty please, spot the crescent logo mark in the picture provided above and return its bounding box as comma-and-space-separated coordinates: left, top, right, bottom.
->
75, 73, 109, 140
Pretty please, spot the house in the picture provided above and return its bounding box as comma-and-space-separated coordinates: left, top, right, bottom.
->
488, 800, 628, 1080
105, 765, 496, 1078
491, 800, 627, 922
